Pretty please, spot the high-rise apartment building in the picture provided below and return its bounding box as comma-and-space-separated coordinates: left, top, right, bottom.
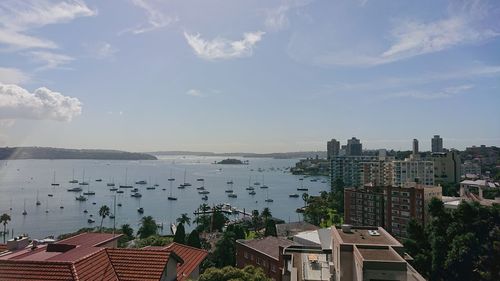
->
346, 137, 362, 156
431, 150, 461, 183
331, 155, 379, 187
389, 159, 434, 186
344, 183, 442, 237
412, 139, 419, 156
327, 139, 340, 160
431, 135, 443, 153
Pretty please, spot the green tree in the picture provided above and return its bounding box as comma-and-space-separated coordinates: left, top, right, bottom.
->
1, 213, 11, 243
98, 205, 110, 232
302, 193, 309, 207
121, 224, 134, 240
174, 223, 186, 244
264, 220, 277, 237
261, 207, 272, 223
176, 213, 191, 226
213, 231, 236, 267
211, 208, 228, 232
187, 229, 202, 248
227, 224, 246, 240
199, 266, 271, 281
134, 235, 173, 248
137, 216, 158, 239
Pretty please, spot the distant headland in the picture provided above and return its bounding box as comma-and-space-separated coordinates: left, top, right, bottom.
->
0, 147, 157, 160
214, 158, 249, 165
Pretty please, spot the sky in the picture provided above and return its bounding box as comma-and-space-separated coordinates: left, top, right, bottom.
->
0, 0, 499, 153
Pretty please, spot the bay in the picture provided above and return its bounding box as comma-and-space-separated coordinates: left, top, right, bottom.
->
0, 156, 329, 238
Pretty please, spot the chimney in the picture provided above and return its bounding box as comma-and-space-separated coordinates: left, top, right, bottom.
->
7, 236, 30, 251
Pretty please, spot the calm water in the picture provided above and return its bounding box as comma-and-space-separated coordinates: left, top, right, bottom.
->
0, 156, 329, 239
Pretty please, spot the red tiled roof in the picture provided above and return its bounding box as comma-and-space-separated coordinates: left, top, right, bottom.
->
164, 243, 208, 281
57, 233, 122, 248
72, 249, 118, 281
106, 248, 181, 281
0, 244, 6, 253
0, 260, 74, 280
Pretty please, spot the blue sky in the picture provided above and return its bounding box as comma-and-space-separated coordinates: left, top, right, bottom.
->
0, 0, 499, 153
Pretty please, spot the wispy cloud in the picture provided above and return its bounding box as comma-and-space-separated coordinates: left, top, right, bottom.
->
122, 0, 178, 34
185, 89, 203, 97
0, 67, 30, 84
264, 0, 313, 31
384, 84, 474, 100
0, 0, 96, 49
29, 51, 74, 70
0, 82, 82, 121
184, 31, 265, 60
84, 42, 118, 59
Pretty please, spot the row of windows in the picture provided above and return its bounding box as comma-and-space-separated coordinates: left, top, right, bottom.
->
243, 252, 277, 273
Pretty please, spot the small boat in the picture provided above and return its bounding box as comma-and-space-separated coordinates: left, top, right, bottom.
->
107, 183, 115, 187
137, 207, 144, 214
60, 205, 64, 209
95, 179, 102, 182
22, 199, 27, 215
83, 191, 95, 195
92, 202, 96, 205
249, 191, 256, 195
135, 180, 147, 185
76, 195, 87, 201
51, 171, 60, 186
87, 218, 95, 223
36, 191, 41, 206
196, 178, 204, 181
83, 209, 88, 213
119, 185, 133, 188
120, 169, 132, 188
131, 188, 139, 192
167, 196, 178, 201
79, 182, 89, 186
178, 184, 186, 189
297, 188, 309, 191
198, 190, 209, 194
69, 179, 78, 183
310, 179, 318, 182
245, 186, 255, 190
265, 198, 274, 202
162, 188, 166, 191
131, 192, 142, 198
117, 203, 122, 207
289, 193, 300, 198
116, 190, 124, 194
228, 193, 237, 198
225, 189, 234, 193
254, 182, 261, 186
226, 180, 233, 185
321, 180, 327, 183
260, 185, 268, 189
196, 186, 205, 190
146, 186, 156, 190
109, 214, 115, 219
296, 207, 305, 213
183, 183, 191, 187
48, 193, 54, 197
201, 195, 208, 200
67, 187, 83, 192
110, 187, 118, 191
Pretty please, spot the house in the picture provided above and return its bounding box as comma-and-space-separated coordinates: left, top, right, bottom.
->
0, 232, 206, 281
236, 236, 297, 281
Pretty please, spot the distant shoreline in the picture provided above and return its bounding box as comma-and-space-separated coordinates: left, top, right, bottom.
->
0, 147, 157, 160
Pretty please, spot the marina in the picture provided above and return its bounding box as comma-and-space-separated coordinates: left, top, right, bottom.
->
0, 156, 329, 238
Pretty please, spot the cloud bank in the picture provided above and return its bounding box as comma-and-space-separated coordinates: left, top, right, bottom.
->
0, 83, 82, 121
184, 31, 265, 60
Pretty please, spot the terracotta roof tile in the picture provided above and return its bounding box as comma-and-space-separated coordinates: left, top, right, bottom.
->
73, 249, 118, 281
0, 260, 74, 281
57, 233, 122, 248
163, 243, 208, 281
0, 244, 6, 253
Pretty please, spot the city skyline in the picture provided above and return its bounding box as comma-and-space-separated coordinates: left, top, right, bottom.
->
1, 0, 499, 153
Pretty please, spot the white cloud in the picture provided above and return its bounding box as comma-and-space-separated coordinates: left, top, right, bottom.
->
85, 42, 118, 59
29, 51, 74, 70
0, 82, 82, 121
264, 0, 313, 31
0, 67, 30, 84
385, 84, 473, 100
186, 89, 203, 97
184, 31, 265, 60
123, 0, 178, 34
0, 0, 96, 49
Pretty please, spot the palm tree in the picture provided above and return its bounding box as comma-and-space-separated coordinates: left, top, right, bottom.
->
261, 207, 272, 223
1, 213, 11, 243
302, 193, 309, 207
251, 210, 260, 232
176, 213, 191, 226
99, 205, 110, 232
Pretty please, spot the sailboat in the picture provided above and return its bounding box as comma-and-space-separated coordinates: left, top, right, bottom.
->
119, 168, 133, 188
260, 174, 268, 189
51, 171, 60, 186
297, 178, 308, 191
137, 197, 144, 213
265, 188, 273, 203
182, 169, 191, 186
167, 170, 177, 200
83, 182, 95, 195
22, 199, 27, 215
245, 176, 255, 190
36, 190, 41, 206
225, 181, 234, 193
79, 169, 89, 185
45, 199, 49, 213
107, 177, 115, 187
69, 169, 78, 183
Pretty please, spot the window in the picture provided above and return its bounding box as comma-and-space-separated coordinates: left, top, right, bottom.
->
250, 254, 254, 261
244, 251, 249, 259
256, 258, 261, 265
271, 264, 277, 272
263, 260, 268, 267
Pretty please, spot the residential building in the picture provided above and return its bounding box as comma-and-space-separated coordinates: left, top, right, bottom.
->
331, 155, 379, 188
412, 139, 419, 158
344, 183, 442, 237
331, 225, 425, 281
236, 236, 297, 281
430, 151, 461, 183
327, 139, 340, 160
0, 233, 206, 281
388, 159, 434, 187
360, 160, 391, 187
431, 135, 443, 153
276, 221, 319, 238
461, 160, 481, 177
346, 137, 362, 156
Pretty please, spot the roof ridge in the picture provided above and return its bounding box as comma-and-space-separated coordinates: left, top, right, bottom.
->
70, 263, 79, 281
167, 242, 208, 254
104, 247, 120, 280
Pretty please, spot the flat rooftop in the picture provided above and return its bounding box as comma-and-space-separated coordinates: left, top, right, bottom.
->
237, 236, 296, 260
356, 247, 403, 262
334, 227, 401, 246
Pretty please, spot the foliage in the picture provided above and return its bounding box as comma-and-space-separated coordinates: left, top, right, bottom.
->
137, 216, 158, 239
176, 213, 191, 226
404, 199, 500, 281
173, 223, 186, 244
264, 219, 277, 237
303, 178, 345, 226
133, 235, 173, 248
1, 213, 11, 243
199, 265, 272, 281
226, 224, 246, 240
194, 205, 228, 233
98, 205, 110, 232
187, 229, 201, 248
213, 231, 237, 267
121, 224, 134, 240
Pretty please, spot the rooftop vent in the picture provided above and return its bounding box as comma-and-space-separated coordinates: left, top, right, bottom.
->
341, 224, 352, 233
46, 243, 76, 253
368, 230, 380, 236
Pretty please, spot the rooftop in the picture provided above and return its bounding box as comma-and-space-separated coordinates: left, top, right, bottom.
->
237, 236, 297, 260
333, 226, 401, 246
276, 221, 319, 237
356, 247, 403, 262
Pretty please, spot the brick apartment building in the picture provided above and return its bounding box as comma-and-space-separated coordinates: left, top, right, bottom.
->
236, 236, 296, 281
344, 183, 442, 237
